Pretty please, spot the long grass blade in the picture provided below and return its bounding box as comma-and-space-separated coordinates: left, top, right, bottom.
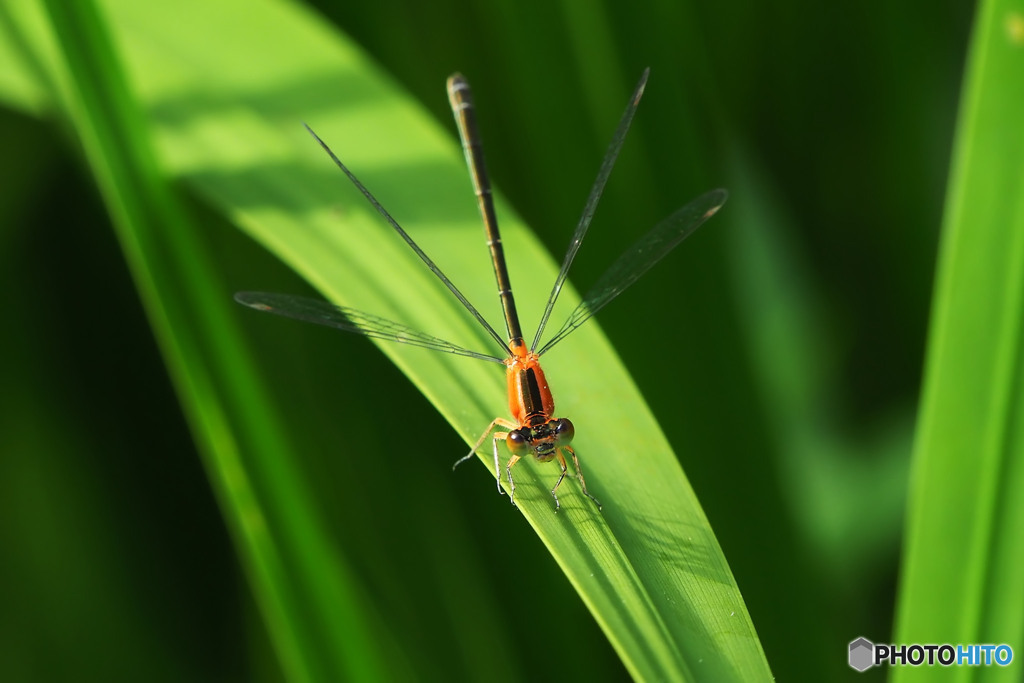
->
893, 0, 1024, 672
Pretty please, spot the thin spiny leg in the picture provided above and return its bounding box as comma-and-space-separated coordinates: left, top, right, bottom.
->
550, 451, 569, 512
567, 446, 602, 510
490, 433, 508, 493
453, 417, 516, 470
505, 453, 522, 508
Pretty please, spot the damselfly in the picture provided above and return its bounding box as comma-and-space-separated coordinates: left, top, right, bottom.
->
236, 69, 727, 511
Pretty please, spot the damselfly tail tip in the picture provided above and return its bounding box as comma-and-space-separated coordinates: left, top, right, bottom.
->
447, 72, 468, 93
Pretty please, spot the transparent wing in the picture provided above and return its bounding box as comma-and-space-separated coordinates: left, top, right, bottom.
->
235, 291, 506, 364
303, 124, 510, 356
535, 188, 728, 356
531, 68, 650, 351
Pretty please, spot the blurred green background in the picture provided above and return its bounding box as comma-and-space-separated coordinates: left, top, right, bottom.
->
0, 0, 991, 680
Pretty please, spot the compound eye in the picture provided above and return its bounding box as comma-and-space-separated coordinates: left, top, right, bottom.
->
554, 418, 575, 445
507, 430, 530, 454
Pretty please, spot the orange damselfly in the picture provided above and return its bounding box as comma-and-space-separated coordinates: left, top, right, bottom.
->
235, 69, 726, 511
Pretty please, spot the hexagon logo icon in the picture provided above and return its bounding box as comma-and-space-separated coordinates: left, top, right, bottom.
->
849, 637, 874, 672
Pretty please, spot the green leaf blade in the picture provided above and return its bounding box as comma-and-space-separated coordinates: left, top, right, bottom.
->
894, 0, 1024, 673
14, 0, 771, 679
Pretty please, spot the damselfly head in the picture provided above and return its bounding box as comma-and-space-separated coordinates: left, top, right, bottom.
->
507, 418, 575, 462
